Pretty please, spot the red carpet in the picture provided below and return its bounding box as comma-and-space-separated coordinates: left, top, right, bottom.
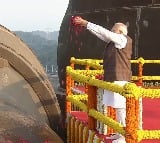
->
141, 98, 160, 143
71, 98, 160, 142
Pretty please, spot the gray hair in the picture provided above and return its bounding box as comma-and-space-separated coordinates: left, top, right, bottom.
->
115, 22, 128, 35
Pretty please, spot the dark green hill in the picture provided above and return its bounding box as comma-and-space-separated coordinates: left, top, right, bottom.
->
14, 31, 58, 74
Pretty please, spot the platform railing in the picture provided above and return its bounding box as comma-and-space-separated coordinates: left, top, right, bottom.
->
66, 57, 160, 143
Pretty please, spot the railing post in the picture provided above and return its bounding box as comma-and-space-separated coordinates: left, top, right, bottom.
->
85, 65, 90, 94
137, 60, 143, 130
138, 62, 143, 86
66, 74, 72, 113
87, 85, 97, 130
126, 97, 139, 143
66, 63, 75, 113
71, 63, 75, 88
107, 107, 116, 135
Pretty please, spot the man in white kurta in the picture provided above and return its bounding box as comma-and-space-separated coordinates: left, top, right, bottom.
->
74, 17, 132, 143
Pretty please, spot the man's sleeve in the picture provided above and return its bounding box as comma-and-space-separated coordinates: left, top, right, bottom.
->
87, 22, 110, 43
87, 22, 127, 49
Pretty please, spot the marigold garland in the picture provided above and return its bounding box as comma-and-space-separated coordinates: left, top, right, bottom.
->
71, 94, 88, 101
89, 109, 125, 135
125, 97, 139, 143
137, 130, 160, 142
68, 66, 160, 99
107, 106, 116, 135
66, 66, 123, 94
67, 96, 88, 112
142, 76, 160, 80
123, 83, 160, 99
74, 69, 104, 77
71, 57, 160, 68
70, 57, 103, 69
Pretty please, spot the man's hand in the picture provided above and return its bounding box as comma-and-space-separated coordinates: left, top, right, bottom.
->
74, 16, 88, 27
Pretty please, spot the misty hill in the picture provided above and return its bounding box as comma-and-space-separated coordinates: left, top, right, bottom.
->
32, 31, 59, 41
14, 31, 58, 74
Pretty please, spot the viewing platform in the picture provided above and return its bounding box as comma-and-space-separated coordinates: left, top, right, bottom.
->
65, 57, 160, 143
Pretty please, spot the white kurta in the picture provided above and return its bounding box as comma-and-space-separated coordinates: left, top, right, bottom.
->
86, 22, 128, 109
103, 81, 128, 108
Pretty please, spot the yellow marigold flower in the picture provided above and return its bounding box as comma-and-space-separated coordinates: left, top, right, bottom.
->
138, 57, 145, 65
123, 83, 141, 99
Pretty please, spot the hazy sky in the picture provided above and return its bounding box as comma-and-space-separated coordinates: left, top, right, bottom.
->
0, 0, 69, 31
